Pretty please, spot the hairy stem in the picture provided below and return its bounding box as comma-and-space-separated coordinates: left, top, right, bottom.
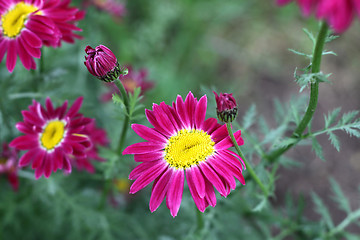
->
266, 21, 329, 162
226, 123, 268, 196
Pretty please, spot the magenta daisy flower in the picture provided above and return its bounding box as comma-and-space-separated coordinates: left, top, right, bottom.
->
0, 0, 61, 72
10, 97, 92, 179
276, 0, 360, 33
123, 92, 245, 217
0, 143, 19, 191
72, 120, 109, 173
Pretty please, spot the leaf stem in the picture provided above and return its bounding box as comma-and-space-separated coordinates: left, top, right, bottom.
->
326, 208, 360, 237
226, 123, 268, 196
266, 21, 329, 162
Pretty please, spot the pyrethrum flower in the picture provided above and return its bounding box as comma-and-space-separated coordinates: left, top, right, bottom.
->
0, 143, 19, 191
123, 92, 245, 217
214, 91, 238, 123
86, 0, 126, 20
10, 97, 92, 179
101, 66, 154, 102
276, 0, 360, 33
0, 0, 84, 72
84, 45, 123, 82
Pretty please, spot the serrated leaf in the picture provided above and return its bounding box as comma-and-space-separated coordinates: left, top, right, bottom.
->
273, 137, 299, 149
274, 98, 285, 124
327, 132, 340, 152
343, 127, 360, 138
325, 34, 339, 43
258, 116, 269, 135
325, 107, 341, 128
278, 156, 303, 169
322, 51, 337, 56
262, 125, 287, 145
252, 198, 267, 212
112, 94, 124, 106
242, 104, 256, 129
311, 192, 334, 229
312, 137, 325, 161
303, 28, 316, 45
340, 111, 359, 124
288, 48, 312, 58
329, 178, 351, 214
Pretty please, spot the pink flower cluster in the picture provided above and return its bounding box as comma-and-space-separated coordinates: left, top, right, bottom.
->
277, 0, 360, 32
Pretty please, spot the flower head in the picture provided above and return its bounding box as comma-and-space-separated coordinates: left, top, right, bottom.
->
276, 0, 360, 33
213, 91, 238, 123
0, 0, 84, 72
86, 0, 126, 20
10, 97, 92, 179
123, 92, 245, 217
84, 45, 122, 82
101, 66, 154, 102
0, 143, 19, 191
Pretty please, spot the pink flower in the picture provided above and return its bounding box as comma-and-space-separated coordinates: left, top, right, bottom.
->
276, 0, 360, 33
87, 0, 126, 19
0, 143, 19, 191
101, 66, 154, 102
72, 120, 109, 173
213, 91, 238, 123
84, 45, 122, 82
123, 92, 245, 217
10, 97, 92, 179
0, 0, 84, 72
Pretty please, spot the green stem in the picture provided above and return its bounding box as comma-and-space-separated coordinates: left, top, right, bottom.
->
266, 22, 329, 162
114, 78, 131, 155
195, 209, 204, 237
226, 123, 268, 196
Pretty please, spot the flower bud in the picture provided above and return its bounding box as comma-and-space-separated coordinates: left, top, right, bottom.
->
213, 91, 238, 123
84, 45, 123, 82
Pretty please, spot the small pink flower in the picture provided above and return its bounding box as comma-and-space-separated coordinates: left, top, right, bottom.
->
0, 143, 19, 191
123, 92, 245, 217
10, 97, 92, 179
88, 0, 126, 19
213, 91, 238, 123
276, 0, 360, 33
84, 45, 122, 82
101, 66, 154, 102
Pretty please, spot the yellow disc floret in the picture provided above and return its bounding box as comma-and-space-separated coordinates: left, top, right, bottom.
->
40, 120, 66, 151
164, 129, 215, 169
1, 2, 40, 38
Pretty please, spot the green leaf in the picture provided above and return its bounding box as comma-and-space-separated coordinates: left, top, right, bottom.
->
288, 48, 312, 58
340, 111, 359, 124
273, 137, 299, 149
322, 51, 337, 56
327, 132, 340, 152
342, 127, 360, 138
242, 104, 256, 129
262, 125, 287, 145
312, 137, 325, 161
329, 178, 351, 214
324, 107, 341, 128
252, 197, 267, 212
325, 34, 339, 43
112, 94, 124, 106
303, 28, 316, 45
258, 116, 269, 135
311, 192, 334, 229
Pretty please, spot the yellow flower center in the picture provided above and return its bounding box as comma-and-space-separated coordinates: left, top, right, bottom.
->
40, 120, 66, 151
114, 178, 130, 192
164, 129, 215, 169
1, 2, 40, 38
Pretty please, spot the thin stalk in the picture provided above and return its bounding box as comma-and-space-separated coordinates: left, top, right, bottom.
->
326, 208, 360, 238
195, 209, 204, 238
266, 22, 329, 162
114, 78, 131, 155
226, 123, 268, 196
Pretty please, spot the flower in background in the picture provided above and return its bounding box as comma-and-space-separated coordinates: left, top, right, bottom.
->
213, 91, 238, 123
123, 92, 245, 217
85, 0, 126, 20
276, 0, 360, 33
101, 66, 154, 102
84, 45, 122, 82
72, 120, 109, 173
10, 97, 92, 179
0, 0, 84, 72
0, 143, 19, 191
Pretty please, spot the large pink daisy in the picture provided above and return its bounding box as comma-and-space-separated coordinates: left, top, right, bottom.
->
10, 97, 92, 179
123, 92, 245, 217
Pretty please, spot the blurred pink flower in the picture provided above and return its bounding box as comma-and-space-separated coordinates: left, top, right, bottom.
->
0, 143, 19, 191
276, 0, 360, 33
86, 0, 126, 19
101, 66, 154, 102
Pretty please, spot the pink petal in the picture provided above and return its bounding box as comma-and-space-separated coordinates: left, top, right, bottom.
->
188, 166, 206, 198
129, 160, 163, 180
132, 124, 167, 143
129, 162, 168, 193
149, 168, 173, 213
215, 130, 243, 150
10, 135, 39, 150
18, 149, 38, 167
199, 162, 227, 196
123, 142, 165, 155
21, 29, 42, 48
134, 151, 164, 162
208, 157, 236, 190
32, 150, 46, 169
194, 95, 207, 129
66, 97, 83, 118
204, 179, 216, 207
166, 170, 184, 217
185, 92, 196, 129
218, 153, 245, 185
175, 95, 190, 129
186, 169, 207, 212
6, 40, 17, 73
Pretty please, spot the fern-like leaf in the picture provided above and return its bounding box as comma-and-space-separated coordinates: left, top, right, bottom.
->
329, 178, 351, 214
312, 192, 334, 229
